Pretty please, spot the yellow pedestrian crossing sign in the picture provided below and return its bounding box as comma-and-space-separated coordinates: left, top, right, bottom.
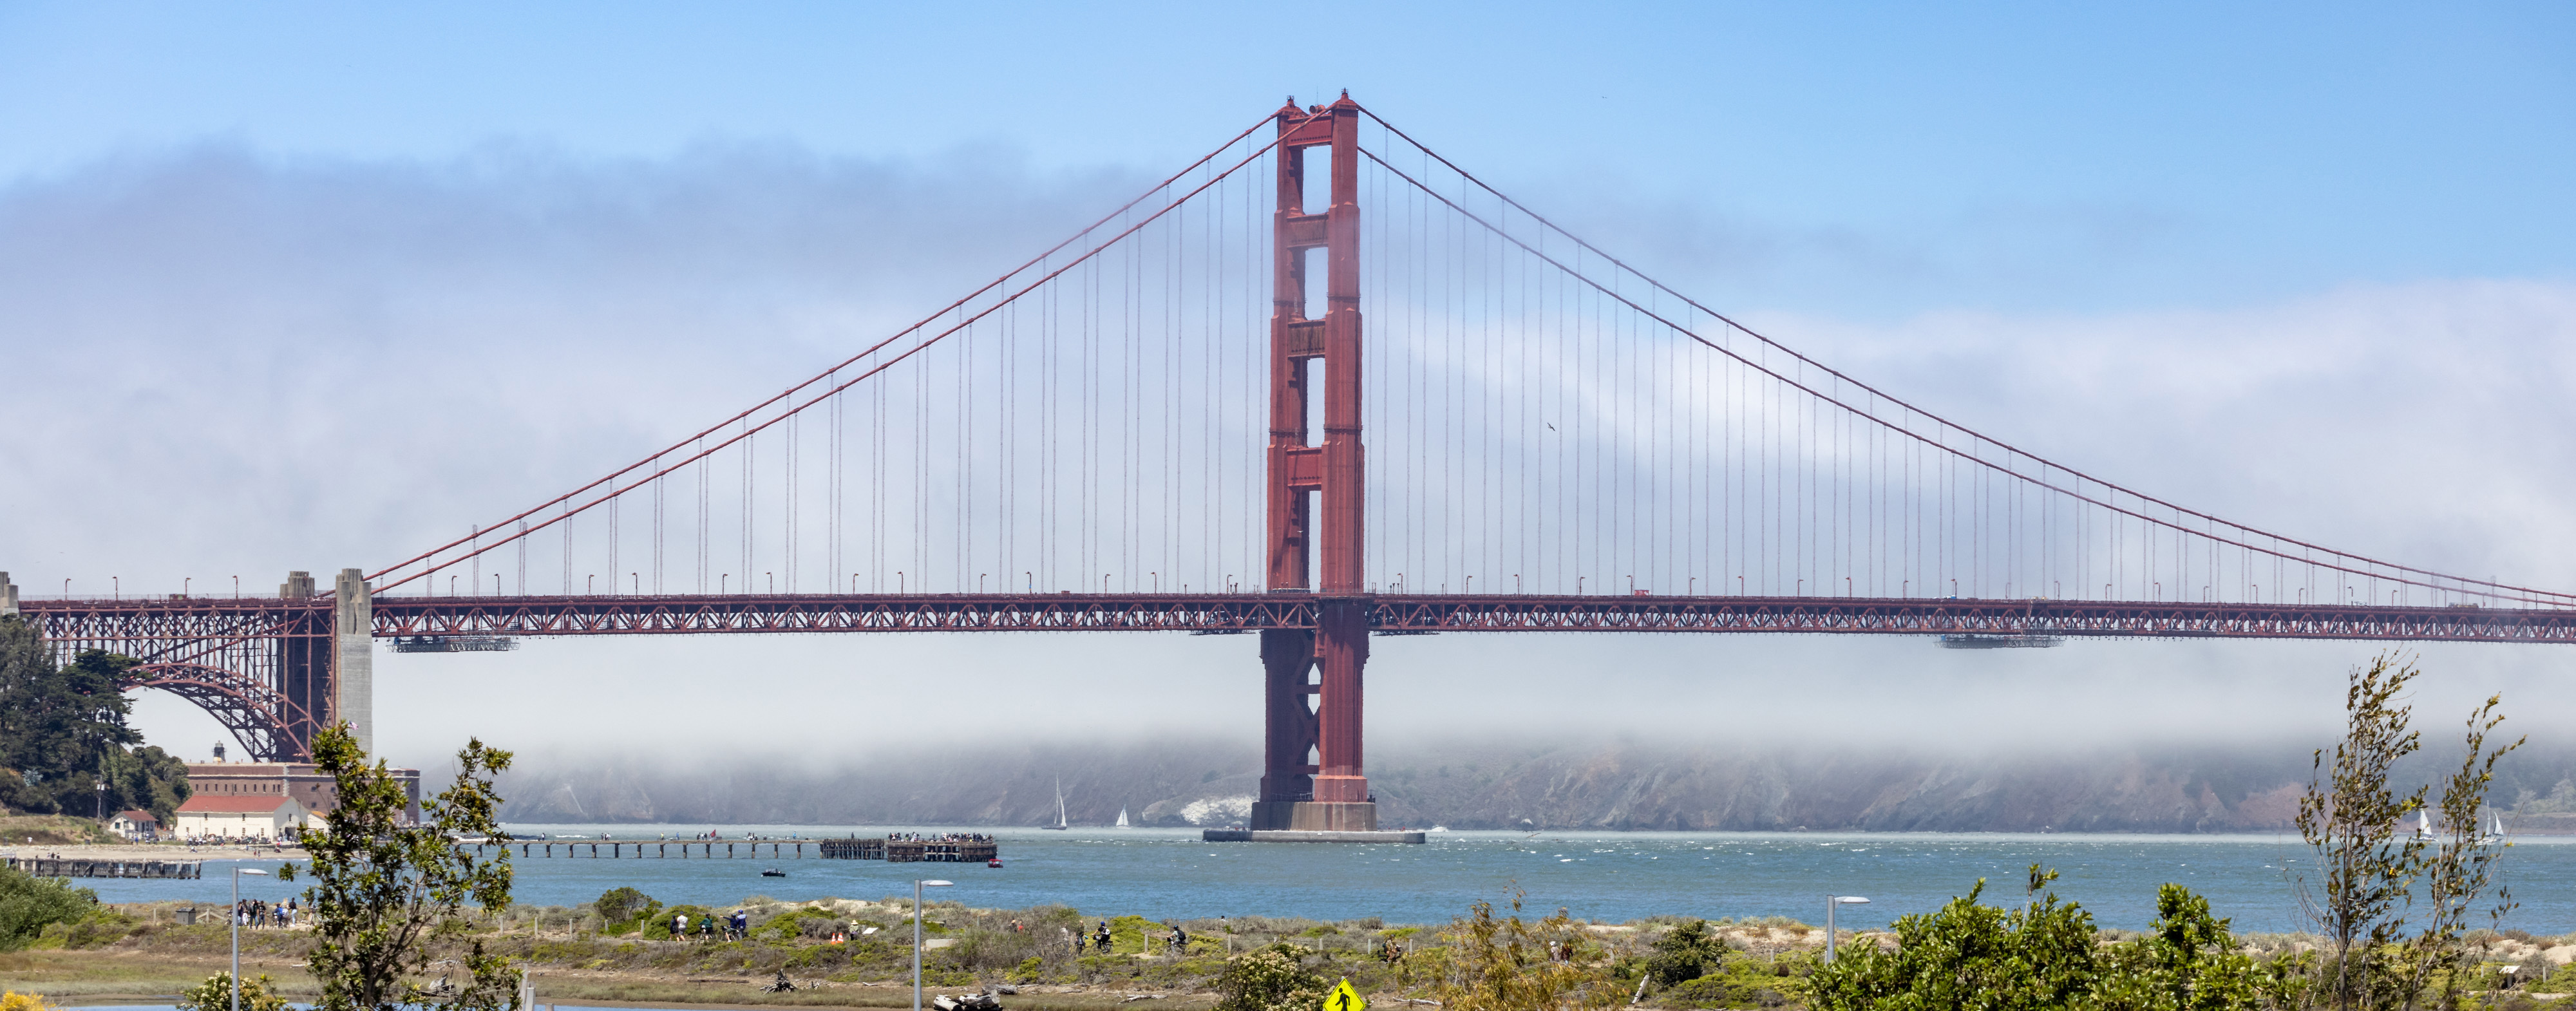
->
1325, 979, 1366, 1011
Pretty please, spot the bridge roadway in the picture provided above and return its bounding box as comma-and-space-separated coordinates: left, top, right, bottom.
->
24, 592, 2576, 645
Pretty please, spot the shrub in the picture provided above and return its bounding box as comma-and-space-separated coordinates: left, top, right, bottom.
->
1215, 943, 1326, 1011
595, 887, 652, 925
0, 865, 97, 951
1643, 919, 1730, 987
174, 972, 292, 1011
1, 992, 57, 1011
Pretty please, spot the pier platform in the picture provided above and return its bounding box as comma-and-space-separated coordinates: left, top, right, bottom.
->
7, 856, 203, 878
1202, 829, 1426, 844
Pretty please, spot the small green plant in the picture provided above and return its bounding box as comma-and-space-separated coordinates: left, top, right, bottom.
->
175, 971, 292, 1011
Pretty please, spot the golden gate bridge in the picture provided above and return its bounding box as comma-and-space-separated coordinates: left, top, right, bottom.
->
10, 95, 2571, 833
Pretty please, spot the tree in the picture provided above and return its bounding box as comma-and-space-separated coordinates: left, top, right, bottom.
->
278, 723, 515, 1011
0, 618, 187, 820
2295, 653, 2428, 1011
2394, 692, 2522, 1008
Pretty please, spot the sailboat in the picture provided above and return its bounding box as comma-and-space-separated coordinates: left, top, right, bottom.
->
1115, 806, 1131, 828
2417, 809, 2434, 838
1042, 778, 1068, 830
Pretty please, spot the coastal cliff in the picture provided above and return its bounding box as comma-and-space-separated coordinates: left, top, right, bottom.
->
484, 737, 2576, 833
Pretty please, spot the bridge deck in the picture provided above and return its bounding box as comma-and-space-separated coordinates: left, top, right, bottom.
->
21, 593, 2573, 644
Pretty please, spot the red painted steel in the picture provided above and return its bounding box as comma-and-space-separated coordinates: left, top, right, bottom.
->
1263, 95, 1372, 820
24, 594, 2576, 644
17, 596, 334, 762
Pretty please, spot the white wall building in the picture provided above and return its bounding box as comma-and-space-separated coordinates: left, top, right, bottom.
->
173, 795, 309, 840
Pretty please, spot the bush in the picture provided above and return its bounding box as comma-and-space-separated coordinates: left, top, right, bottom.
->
0, 992, 57, 1011
1215, 943, 1326, 1011
1644, 919, 1731, 987
596, 887, 652, 925
0, 864, 97, 951
174, 972, 292, 1011
32, 907, 137, 949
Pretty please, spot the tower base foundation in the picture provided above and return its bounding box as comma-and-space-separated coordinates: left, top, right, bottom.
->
1248, 800, 1378, 832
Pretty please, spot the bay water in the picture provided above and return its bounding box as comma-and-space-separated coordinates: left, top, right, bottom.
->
63, 826, 2576, 936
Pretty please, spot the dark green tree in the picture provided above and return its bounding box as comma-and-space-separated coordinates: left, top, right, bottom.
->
1641, 918, 1730, 987
0, 617, 187, 820
279, 723, 515, 1011
2296, 654, 2427, 1011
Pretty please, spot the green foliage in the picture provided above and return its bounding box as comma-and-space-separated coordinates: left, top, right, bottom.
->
1420, 894, 1618, 1011
1642, 918, 1730, 987
1805, 868, 2101, 1011
32, 905, 137, 949
2085, 884, 2267, 1011
2293, 652, 2523, 1010
2296, 653, 2427, 1010
1806, 871, 2299, 1011
279, 723, 515, 1011
640, 904, 714, 940
594, 887, 652, 925
0, 618, 187, 818
175, 971, 293, 1011
1215, 943, 1327, 1011
0, 862, 97, 950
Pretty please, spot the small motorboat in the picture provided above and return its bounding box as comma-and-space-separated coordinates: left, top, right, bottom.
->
761, 868, 788, 878
987, 857, 1003, 869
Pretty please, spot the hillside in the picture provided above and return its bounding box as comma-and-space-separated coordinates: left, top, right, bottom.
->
480, 737, 2576, 833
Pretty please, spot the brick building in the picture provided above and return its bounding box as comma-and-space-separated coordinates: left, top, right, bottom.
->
185, 761, 421, 824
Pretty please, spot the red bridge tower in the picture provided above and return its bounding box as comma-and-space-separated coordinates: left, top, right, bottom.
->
1254, 94, 1375, 832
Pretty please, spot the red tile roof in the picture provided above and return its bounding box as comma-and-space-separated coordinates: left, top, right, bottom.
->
176, 795, 300, 814
114, 810, 158, 824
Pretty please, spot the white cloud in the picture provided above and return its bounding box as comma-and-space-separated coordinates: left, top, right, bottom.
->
5, 144, 2572, 771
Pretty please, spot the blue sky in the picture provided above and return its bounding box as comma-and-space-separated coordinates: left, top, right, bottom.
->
7, 2, 2576, 762
4, 2, 2569, 316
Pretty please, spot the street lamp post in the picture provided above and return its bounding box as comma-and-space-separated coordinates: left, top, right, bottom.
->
1825, 895, 1870, 963
232, 867, 269, 1011
913, 879, 952, 1011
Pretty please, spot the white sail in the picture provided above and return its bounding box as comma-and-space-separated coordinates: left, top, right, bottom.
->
1043, 777, 1069, 830
1115, 806, 1130, 828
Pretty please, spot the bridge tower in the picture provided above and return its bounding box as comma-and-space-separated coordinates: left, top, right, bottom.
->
1253, 94, 1375, 832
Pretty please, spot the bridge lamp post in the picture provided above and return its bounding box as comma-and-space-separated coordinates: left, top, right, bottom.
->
1824, 895, 1869, 963
184, 578, 192, 597
912, 879, 953, 1011
231, 867, 269, 1011
767, 572, 773, 594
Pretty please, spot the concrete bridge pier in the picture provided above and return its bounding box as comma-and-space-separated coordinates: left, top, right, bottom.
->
333, 568, 374, 757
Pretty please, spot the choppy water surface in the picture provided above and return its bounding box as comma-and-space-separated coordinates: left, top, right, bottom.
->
52, 827, 2576, 935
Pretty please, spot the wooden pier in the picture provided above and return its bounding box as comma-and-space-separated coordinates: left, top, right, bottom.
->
474, 835, 995, 863
7, 856, 203, 878
886, 839, 999, 863
817, 838, 886, 860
